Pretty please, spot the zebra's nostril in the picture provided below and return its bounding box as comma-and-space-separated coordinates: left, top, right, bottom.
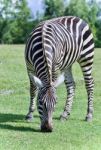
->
41, 123, 53, 132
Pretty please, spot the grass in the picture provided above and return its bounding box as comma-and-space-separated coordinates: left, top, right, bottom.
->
0, 45, 101, 150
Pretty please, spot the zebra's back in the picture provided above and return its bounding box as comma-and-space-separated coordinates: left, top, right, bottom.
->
25, 16, 94, 83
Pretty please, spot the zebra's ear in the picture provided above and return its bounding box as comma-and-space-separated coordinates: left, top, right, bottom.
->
29, 73, 43, 88
54, 73, 64, 87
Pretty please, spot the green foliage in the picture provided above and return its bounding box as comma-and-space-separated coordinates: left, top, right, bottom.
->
43, 0, 65, 19
64, 0, 89, 22
87, 1, 99, 39
64, 0, 98, 39
0, 45, 101, 150
43, 0, 101, 47
95, 20, 101, 47
13, 0, 33, 43
0, 0, 101, 47
0, 0, 33, 44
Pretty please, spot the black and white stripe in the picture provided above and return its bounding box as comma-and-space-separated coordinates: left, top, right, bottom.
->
25, 16, 94, 131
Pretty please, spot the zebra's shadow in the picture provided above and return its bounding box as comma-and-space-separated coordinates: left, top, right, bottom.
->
0, 113, 40, 132
0, 113, 69, 132
0, 113, 25, 123
0, 113, 40, 123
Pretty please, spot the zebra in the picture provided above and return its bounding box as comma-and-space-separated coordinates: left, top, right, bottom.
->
25, 16, 94, 132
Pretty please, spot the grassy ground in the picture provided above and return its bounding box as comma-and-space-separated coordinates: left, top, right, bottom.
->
0, 45, 101, 150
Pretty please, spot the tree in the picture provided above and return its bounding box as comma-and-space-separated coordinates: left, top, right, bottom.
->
0, 0, 13, 43
0, 0, 32, 44
43, 0, 65, 20
88, 0, 99, 39
13, 0, 32, 43
64, 0, 98, 39
95, 20, 101, 47
64, 0, 89, 22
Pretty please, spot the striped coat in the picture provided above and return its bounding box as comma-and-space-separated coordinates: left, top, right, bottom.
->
25, 16, 94, 132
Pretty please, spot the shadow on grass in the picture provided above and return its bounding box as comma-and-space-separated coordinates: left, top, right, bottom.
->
53, 116, 86, 122
0, 113, 25, 123
0, 112, 62, 122
0, 113, 40, 132
53, 116, 60, 120
0, 113, 39, 123
0, 123, 40, 132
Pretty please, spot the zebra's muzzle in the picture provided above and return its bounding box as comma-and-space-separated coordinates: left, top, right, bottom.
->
41, 121, 53, 132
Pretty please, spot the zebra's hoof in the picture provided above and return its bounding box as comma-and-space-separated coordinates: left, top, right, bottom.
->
85, 114, 93, 122
60, 115, 70, 121
41, 126, 53, 132
41, 124, 53, 132
25, 115, 33, 122
60, 116, 67, 121
60, 111, 70, 121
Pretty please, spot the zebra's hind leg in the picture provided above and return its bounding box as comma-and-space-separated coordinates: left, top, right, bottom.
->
25, 77, 37, 122
79, 62, 94, 122
60, 67, 75, 121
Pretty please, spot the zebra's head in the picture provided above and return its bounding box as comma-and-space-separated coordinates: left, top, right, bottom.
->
29, 73, 64, 132
37, 86, 57, 132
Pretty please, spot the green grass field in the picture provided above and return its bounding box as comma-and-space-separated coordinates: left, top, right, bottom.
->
0, 45, 101, 150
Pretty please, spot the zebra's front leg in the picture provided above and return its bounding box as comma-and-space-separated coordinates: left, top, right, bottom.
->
60, 67, 75, 121
25, 79, 37, 122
